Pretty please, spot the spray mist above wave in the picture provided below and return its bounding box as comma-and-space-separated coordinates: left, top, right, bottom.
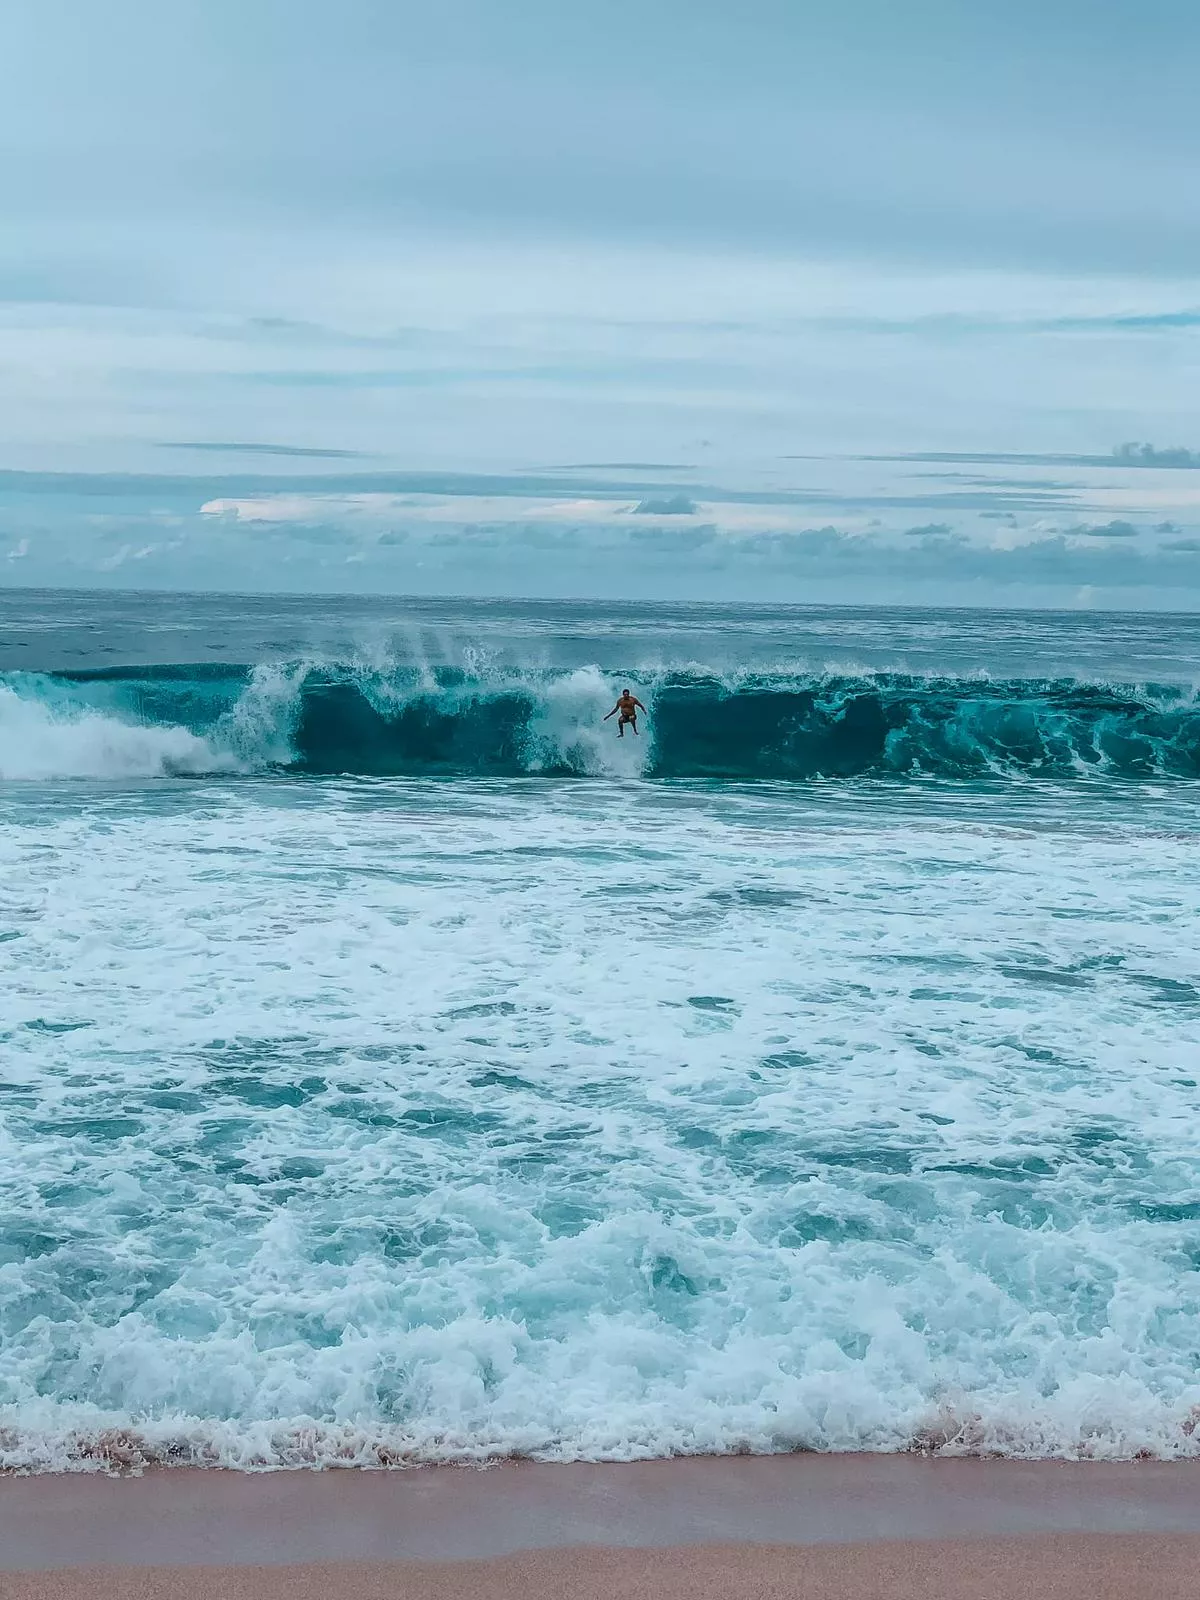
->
3, 661, 1200, 780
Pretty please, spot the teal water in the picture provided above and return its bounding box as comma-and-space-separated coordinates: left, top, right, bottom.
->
1, 593, 1199, 1467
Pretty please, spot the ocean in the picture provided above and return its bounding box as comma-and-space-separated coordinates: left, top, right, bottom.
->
1, 588, 1199, 1470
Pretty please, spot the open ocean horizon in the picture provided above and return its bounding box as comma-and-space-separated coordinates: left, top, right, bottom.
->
2, 588, 1199, 1469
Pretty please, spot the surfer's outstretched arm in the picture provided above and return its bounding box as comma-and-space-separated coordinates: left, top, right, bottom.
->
603, 704, 618, 721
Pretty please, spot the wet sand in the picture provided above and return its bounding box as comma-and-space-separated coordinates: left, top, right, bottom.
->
2, 1457, 1199, 1598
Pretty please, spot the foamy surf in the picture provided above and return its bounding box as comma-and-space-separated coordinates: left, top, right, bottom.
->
0, 683, 232, 780
4, 1394, 1200, 1474
3, 596, 1200, 1472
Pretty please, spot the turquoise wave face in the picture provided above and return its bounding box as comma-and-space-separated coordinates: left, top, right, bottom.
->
4, 662, 1200, 780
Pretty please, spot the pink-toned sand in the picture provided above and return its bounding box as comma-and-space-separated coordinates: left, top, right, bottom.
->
4, 1538, 1200, 1600
6, 1537, 1200, 1600
3, 1457, 1200, 1598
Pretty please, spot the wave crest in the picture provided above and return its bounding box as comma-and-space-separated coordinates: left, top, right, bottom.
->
3, 663, 1200, 781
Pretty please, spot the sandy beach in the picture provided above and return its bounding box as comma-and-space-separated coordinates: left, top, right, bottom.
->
3, 1456, 1200, 1598
6, 1537, 1200, 1600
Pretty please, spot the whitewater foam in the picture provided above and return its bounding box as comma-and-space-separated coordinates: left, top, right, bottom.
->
0, 682, 233, 780
0, 665, 313, 781
4, 596, 1200, 1471
524, 667, 651, 776
2, 775, 1200, 1468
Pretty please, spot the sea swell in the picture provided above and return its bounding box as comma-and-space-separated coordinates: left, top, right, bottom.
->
2, 661, 1200, 782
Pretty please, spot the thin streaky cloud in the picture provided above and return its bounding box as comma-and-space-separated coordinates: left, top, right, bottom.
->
159, 442, 370, 460
825, 450, 1200, 471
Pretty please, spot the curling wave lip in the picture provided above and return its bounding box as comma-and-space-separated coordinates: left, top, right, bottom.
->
3, 663, 1200, 781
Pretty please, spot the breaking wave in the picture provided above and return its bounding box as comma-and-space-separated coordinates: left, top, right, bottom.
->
3, 662, 1200, 781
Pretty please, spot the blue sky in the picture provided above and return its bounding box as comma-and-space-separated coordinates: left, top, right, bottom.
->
2, 0, 1200, 604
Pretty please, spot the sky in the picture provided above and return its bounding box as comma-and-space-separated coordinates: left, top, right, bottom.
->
2, 0, 1200, 605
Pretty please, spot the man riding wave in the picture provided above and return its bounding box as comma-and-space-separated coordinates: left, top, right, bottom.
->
603, 688, 647, 738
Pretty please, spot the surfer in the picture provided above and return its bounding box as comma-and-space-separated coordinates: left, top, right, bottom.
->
604, 688, 647, 737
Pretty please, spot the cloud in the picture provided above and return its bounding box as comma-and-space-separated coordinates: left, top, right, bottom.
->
1067, 520, 1139, 538
200, 495, 333, 523
1050, 310, 1200, 332
863, 450, 1200, 472
6, 460, 1200, 605
629, 521, 718, 549
765, 307, 1200, 338
161, 441, 368, 459
631, 494, 698, 515
556, 462, 696, 472
1113, 442, 1200, 468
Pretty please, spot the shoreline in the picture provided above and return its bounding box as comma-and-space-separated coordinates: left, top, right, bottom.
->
3, 1455, 1200, 1575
